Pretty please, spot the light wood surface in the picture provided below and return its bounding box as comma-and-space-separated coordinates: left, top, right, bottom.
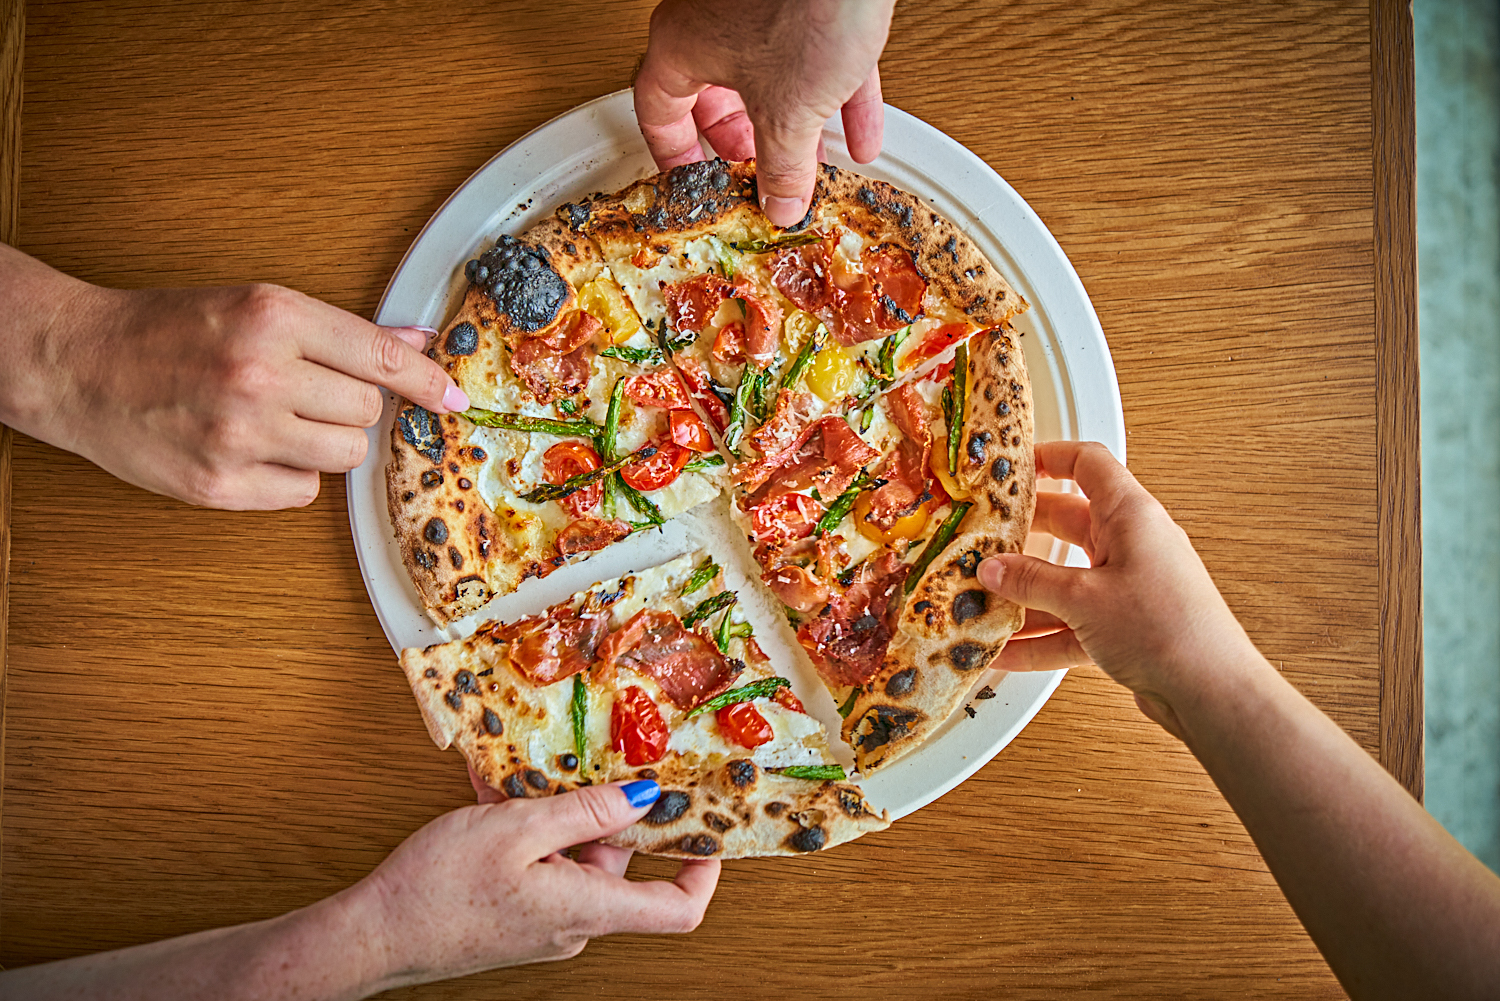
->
2, 0, 1415, 996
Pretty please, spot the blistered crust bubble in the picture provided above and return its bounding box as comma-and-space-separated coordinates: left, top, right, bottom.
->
464, 235, 569, 333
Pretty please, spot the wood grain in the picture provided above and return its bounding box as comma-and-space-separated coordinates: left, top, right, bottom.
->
1371, 0, 1422, 801
2, 0, 1411, 996
0, 0, 23, 888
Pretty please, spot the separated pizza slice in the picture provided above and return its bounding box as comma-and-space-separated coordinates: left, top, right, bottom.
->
387, 218, 730, 624
730, 325, 1036, 773
399, 551, 888, 858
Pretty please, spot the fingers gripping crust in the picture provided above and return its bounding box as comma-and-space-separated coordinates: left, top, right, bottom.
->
843, 325, 1036, 772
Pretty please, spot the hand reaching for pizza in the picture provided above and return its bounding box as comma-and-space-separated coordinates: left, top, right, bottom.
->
976, 440, 1261, 738
0, 243, 467, 510
635, 0, 896, 227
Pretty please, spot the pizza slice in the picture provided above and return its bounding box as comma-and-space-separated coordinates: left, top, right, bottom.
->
559, 159, 1028, 455
399, 551, 889, 858
730, 325, 1036, 772
387, 217, 730, 624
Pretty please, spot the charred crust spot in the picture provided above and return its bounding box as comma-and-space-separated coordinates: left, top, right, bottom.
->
449, 462, 460, 473
703, 812, 734, 833
564, 241, 577, 255
786, 826, 827, 853
401, 490, 415, 502
421, 470, 442, 488
482, 708, 504, 735
449, 547, 464, 569
857, 185, 877, 207
967, 431, 992, 464
467, 235, 569, 332
477, 667, 493, 676
458, 477, 472, 490
949, 642, 989, 671
764, 801, 788, 818
885, 667, 917, 696
414, 548, 436, 570
837, 789, 871, 819
953, 590, 988, 623
965, 705, 977, 718
957, 550, 982, 577
996, 401, 1011, 416
855, 705, 920, 752
943, 235, 959, 262
880, 295, 915, 325
525, 769, 550, 790
726, 759, 757, 789
643, 790, 691, 825
454, 670, 478, 694
558, 752, 579, 771
470, 447, 487, 462
559, 201, 590, 231
983, 384, 995, 402
679, 834, 721, 856
1010, 481, 1020, 495
444, 689, 462, 710
444, 322, 479, 356
503, 774, 527, 799
991, 457, 1013, 482
398, 406, 445, 463
913, 599, 933, 613
424, 518, 449, 544
423, 667, 437, 678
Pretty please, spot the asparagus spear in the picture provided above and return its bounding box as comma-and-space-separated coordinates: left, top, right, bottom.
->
681, 559, 721, 596
730, 231, 822, 253
776, 764, 848, 781
685, 677, 792, 719
815, 470, 876, 537
682, 589, 736, 628
518, 444, 657, 503
570, 674, 588, 767
947, 342, 968, 477
461, 408, 603, 437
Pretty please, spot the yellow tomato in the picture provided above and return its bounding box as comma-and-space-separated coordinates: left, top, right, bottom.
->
783, 309, 822, 343
930, 440, 973, 501
804, 340, 859, 402
577, 276, 642, 345
852, 490, 931, 545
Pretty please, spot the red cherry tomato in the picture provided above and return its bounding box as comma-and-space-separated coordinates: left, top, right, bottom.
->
716, 701, 774, 749
669, 409, 715, 453
624, 370, 693, 410
924, 359, 956, 384
611, 685, 669, 766
749, 492, 822, 545
542, 440, 602, 519
712, 320, 746, 364
902, 322, 972, 371
771, 686, 807, 714
621, 439, 692, 492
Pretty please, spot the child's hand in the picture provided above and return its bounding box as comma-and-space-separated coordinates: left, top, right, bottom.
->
978, 440, 1261, 738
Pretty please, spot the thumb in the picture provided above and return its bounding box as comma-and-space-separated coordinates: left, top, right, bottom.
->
977, 554, 1090, 622
515, 779, 661, 857
752, 115, 824, 227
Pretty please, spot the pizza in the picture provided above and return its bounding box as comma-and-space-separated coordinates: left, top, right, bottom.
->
388, 157, 1036, 849
400, 552, 889, 858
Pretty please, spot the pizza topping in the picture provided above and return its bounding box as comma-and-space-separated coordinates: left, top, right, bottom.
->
864, 384, 934, 531
462, 409, 604, 436
764, 562, 831, 613
624, 369, 693, 411
769, 237, 925, 346
611, 685, 669, 766
771, 686, 807, 714
716, 702, 773, 749
621, 439, 693, 492
467, 234, 570, 333
904, 500, 973, 594
685, 676, 792, 718
797, 550, 911, 686
494, 606, 611, 686
864, 244, 927, 328
664, 273, 735, 333
510, 310, 602, 404
555, 517, 632, 557
668, 409, 715, 453
598, 609, 738, 710
902, 321, 973, 371
522, 443, 657, 503
542, 440, 603, 519
712, 320, 746, 364
733, 281, 783, 366
733, 390, 819, 492
675, 358, 732, 432
750, 492, 823, 546
752, 416, 880, 510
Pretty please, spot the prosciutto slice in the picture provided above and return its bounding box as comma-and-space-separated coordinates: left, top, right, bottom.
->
510, 311, 602, 404
489, 607, 610, 686
750, 415, 879, 506
598, 610, 738, 710
796, 551, 911, 687
863, 384, 934, 531
770, 237, 927, 346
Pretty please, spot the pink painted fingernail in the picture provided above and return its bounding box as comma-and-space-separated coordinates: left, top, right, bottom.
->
441, 383, 470, 413
761, 195, 808, 228
393, 326, 431, 349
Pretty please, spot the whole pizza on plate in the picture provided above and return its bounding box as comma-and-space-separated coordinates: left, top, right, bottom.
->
387, 157, 1035, 856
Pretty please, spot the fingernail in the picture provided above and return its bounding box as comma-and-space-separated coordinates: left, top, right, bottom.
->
978, 557, 1005, 592
761, 195, 808, 228
393, 326, 433, 349
441, 383, 470, 413
620, 779, 660, 809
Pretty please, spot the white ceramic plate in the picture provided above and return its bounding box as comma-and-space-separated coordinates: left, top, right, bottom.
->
348, 89, 1124, 822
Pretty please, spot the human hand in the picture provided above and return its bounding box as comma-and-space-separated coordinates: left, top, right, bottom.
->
33, 280, 466, 510
977, 441, 1262, 737
634, 0, 896, 226
348, 778, 719, 992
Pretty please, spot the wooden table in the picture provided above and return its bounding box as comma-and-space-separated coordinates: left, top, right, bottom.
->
1, 1, 1417, 995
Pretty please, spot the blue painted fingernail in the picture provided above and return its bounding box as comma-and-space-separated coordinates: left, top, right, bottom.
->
621, 779, 660, 809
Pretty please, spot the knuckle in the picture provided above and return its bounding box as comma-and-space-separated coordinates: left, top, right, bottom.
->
182, 466, 236, 509
340, 431, 369, 471
372, 330, 409, 382
356, 385, 385, 427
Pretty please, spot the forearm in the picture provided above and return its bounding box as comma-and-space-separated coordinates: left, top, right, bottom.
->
0, 882, 390, 1001
1171, 651, 1500, 999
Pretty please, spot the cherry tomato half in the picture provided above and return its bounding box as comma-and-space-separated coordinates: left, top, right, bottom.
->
612, 685, 669, 766
771, 686, 807, 714
621, 439, 692, 492
716, 701, 774, 749
624, 370, 693, 411
542, 440, 602, 519
749, 492, 823, 545
669, 409, 715, 453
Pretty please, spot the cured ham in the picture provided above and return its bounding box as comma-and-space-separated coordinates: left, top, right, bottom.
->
796, 551, 911, 687
770, 237, 927, 346
663, 273, 735, 333
749, 415, 879, 507
597, 609, 738, 710
510, 310, 602, 404
556, 517, 631, 557
733, 390, 820, 494
488, 607, 609, 687
863, 384, 934, 531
